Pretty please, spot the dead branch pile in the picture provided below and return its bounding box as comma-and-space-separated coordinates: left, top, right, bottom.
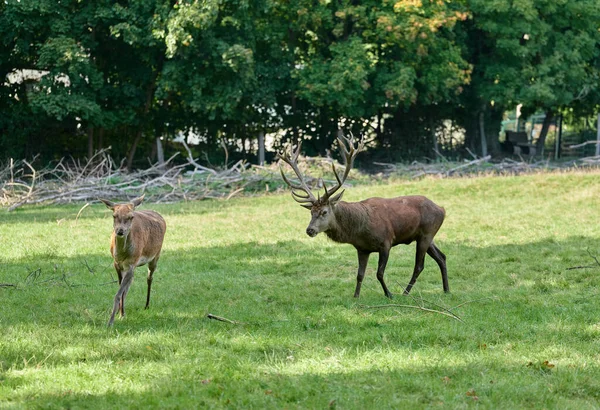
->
373, 154, 600, 179
4, 145, 600, 211
0, 148, 283, 211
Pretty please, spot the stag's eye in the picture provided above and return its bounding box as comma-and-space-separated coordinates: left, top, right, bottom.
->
321, 210, 328, 217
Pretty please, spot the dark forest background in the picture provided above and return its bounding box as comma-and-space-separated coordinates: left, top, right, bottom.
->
1, 0, 599, 169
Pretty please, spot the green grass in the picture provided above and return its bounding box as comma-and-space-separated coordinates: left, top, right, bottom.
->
2, 171, 600, 409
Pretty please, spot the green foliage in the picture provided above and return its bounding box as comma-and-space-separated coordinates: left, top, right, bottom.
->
467, 0, 600, 113
0, 0, 599, 163
2, 173, 600, 407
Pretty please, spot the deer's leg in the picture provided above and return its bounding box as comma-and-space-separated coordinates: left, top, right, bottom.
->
354, 251, 370, 298
108, 267, 134, 327
404, 239, 429, 295
120, 269, 134, 318
114, 261, 123, 284
376, 249, 393, 299
113, 262, 124, 315
427, 241, 449, 293
145, 256, 159, 309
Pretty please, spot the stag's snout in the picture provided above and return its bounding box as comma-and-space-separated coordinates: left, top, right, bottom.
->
306, 227, 318, 237
115, 228, 126, 237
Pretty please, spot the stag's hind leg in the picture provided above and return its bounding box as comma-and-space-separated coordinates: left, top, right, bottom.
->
427, 241, 449, 293
145, 255, 160, 309
403, 238, 430, 295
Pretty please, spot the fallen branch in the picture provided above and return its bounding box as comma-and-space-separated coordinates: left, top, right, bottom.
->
1, 147, 284, 210
75, 202, 90, 225
568, 140, 600, 149
0, 283, 16, 288
567, 249, 600, 270
446, 155, 491, 176
358, 303, 463, 322
207, 313, 243, 325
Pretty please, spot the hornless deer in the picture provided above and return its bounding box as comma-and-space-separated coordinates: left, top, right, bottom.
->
278, 135, 448, 298
99, 195, 166, 326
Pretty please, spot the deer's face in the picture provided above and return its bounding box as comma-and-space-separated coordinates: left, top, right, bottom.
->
306, 202, 335, 237
99, 196, 144, 239
111, 205, 135, 238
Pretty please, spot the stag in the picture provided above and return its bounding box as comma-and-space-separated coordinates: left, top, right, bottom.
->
277, 135, 448, 297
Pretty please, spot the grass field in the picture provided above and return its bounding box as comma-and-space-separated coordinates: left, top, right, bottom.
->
2, 171, 600, 409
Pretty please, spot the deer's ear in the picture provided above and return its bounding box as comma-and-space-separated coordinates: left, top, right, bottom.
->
98, 198, 116, 210
130, 194, 145, 208
300, 204, 313, 210
329, 190, 345, 206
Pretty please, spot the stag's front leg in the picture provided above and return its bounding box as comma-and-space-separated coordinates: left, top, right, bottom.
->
377, 249, 393, 298
108, 267, 134, 327
354, 250, 370, 298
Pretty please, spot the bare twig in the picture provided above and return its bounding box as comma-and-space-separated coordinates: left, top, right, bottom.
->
179, 139, 218, 175
447, 155, 491, 176
567, 249, 600, 270
1, 147, 282, 210
207, 313, 243, 325
568, 140, 600, 149
75, 202, 90, 225
358, 304, 463, 322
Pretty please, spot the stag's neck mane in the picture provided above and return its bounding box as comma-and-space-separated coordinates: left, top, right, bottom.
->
325, 201, 369, 244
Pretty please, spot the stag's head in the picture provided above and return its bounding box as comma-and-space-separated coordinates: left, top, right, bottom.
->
99, 195, 145, 238
277, 135, 364, 237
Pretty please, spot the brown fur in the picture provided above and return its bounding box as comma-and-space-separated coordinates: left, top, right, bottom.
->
279, 135, 447, 297
306, 195, 448, 297
99, 196, 166, 326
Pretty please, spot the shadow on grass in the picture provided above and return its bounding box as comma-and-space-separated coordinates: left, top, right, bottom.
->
3, 356, 600, 409
3, 235, 600, 407
2, 234, 599, 352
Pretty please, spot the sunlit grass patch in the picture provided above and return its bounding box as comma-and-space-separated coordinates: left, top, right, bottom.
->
2, 171, 600, 408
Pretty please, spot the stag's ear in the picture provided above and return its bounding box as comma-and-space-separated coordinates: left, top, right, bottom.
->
98, 198, 116, 210
130, 194, 145, 208
300, 203, 313, 210
329, 190, 345, 206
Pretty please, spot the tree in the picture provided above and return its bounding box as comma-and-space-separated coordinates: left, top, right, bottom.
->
463, 0, 600, 155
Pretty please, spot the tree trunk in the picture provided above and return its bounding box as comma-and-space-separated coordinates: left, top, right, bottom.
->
479, 110, 488, 157
98, 128, 104, 150
596, 112, 600, 157
430, 118, 438, 160
291, 93, 299, 143
87, 126, 94, 159
535, 109, 554, 154
258, 131, 265, 165
126, 131, 143, 170
156, 137, 164, 166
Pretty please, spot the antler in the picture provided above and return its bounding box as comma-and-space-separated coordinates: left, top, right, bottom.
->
321, 133, 364, 202
277, 141, 317, 209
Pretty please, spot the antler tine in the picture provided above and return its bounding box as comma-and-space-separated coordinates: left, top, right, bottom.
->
277, 141, 318, 204
322, 133, 364, 201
